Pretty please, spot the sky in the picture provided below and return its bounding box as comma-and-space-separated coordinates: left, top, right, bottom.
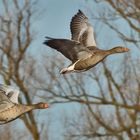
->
0, 0, 135, 140
31, 0, 136, 60
31, 0, 88, 53
31, 1, 117, 139
30, 1, 124, 139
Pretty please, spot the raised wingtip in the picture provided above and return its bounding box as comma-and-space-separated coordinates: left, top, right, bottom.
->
78, 9, 85, 15
78, 9, 83, 13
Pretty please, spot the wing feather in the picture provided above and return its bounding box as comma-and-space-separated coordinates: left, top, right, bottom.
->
0, 91, 13, 112
44, 37, 92, 62
0, 84, 19, 104
70, 10, 96, 47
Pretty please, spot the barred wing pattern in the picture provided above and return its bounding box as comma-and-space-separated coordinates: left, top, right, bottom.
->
70, 10, 97, 48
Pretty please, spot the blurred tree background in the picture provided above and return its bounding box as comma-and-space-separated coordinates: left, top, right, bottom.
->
0, 0, 140, 140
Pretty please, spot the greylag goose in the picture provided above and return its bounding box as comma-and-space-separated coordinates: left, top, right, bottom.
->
0, 84, 48, 125
44, 10, 129, 74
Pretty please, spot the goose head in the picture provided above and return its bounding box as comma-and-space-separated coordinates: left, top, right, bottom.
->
35, 102, 49, 109
110, 46, 129, 53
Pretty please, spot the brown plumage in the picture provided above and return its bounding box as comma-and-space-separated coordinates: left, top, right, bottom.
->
44, 10, 129, 74
0, 84, 48, 125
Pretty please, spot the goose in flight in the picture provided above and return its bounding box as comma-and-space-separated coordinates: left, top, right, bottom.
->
0, 84, 48, 125
44, 10, 129, 74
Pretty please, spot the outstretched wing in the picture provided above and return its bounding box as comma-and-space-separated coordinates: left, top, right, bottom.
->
0, 84, 19, 104
0, 90, 13, 112
44, 37, 92, 62
70, 10, 96, 47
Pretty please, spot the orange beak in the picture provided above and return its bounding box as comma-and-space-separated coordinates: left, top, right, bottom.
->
124, 47, 129, 52
45, 103, 49, 108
